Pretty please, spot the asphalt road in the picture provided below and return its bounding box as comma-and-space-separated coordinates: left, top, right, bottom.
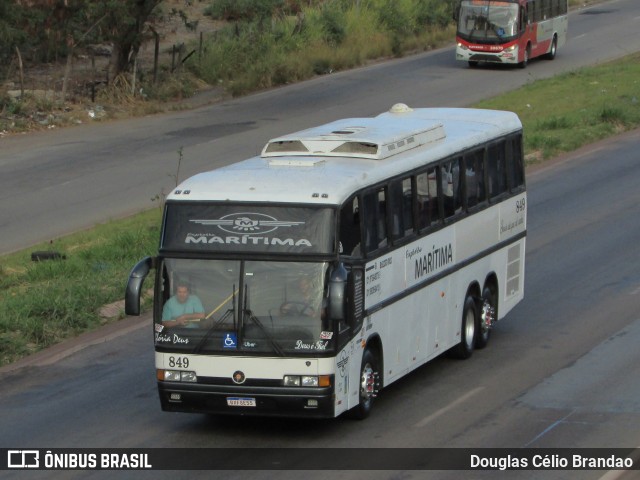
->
1, 129, 639, 480
1, 0, 640, 255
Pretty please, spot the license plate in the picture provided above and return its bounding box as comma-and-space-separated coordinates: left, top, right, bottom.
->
227, 397, 256, 407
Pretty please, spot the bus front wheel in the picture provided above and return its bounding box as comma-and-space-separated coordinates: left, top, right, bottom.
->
350, 349, 380, 420
518, 45, 530, 69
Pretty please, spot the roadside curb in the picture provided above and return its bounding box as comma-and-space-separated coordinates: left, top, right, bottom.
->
0, 313, 152, 376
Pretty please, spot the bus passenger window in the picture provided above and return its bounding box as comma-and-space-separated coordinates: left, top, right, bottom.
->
464, 149, 486, 208
442, 158, 462, 218
401, 178, 414, 235
488, 142, 508, 199
507, 135, 525, 190
339, 197, 361, 256
416, 167, 439, 229
389, 178, 414, 242
362, 188, 387, 253
376, 188, 387, 248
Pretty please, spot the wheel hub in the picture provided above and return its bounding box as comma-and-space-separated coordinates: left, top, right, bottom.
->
361, 365, 379, 399
481, 301, 495, 333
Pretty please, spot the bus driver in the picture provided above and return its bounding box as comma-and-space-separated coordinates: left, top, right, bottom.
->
280, 276, 324, 318
162, 281, 205, 328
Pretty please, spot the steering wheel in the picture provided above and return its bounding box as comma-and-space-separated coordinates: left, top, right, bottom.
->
280, 301, 313, 316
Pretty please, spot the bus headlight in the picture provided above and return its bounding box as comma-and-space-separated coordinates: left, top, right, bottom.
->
283, 375, 301, 386
457, 42, 469, 50
158, 369, 197, 382
283, 375, 331, 387
301, 376, 319, 387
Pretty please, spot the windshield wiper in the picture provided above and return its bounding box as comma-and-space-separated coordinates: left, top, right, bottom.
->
243, 309, 285, 356
241, 285, 284, 356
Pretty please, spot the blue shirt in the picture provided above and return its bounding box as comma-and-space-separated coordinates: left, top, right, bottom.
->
162, 295, 204, 321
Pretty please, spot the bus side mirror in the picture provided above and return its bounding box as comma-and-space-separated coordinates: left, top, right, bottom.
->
328, 263, 348, 321
125, 256, 155, 316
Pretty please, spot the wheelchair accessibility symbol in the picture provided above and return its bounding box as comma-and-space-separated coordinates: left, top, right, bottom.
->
223, 333, 237, 349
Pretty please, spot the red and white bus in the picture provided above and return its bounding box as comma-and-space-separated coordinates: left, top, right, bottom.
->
455, 0, 568, 68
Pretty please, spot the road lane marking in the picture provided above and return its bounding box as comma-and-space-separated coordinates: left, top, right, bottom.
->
413, 387, 484, 428
523, 410, 575, 447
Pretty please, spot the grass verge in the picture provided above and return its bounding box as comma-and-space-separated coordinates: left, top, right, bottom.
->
0, 209, 160, 365
476, 52, 640, 162
1, 51, 639, 367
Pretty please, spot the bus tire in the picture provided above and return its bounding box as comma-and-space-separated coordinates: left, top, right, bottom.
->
476, 285, 496, 350
452, 295, 477, 359
518, 44, 530, 69
545, 35, 557, 60
350, 349, 380, 420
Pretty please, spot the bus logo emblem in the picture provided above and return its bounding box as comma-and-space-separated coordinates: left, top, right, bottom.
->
191, 213, 304, 235
232, 371, 246, 384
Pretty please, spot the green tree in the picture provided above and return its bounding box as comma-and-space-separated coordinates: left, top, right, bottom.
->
83, 0, 163, 78
2, 0, 162, 78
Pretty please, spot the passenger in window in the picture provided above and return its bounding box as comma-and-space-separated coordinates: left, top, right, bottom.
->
162, 281, 205, 328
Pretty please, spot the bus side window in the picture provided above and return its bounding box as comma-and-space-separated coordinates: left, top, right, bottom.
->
376, 188, 387, 249
464, 148, 486, 209
416, 167, 440, 229
442, 158, 463, 219
401, 178, 414, 236
507, 134, 525, 191
488, 141, 508, 200
339, 197, 361, 256
362, 187, 387, 254
389, 177, 414, 242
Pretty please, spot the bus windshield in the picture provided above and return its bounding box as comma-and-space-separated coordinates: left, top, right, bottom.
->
155, 258, 332, 355
457, 1, 519, 42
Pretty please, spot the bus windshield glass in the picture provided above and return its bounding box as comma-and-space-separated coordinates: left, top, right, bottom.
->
155, 258, 332, 355
457, 1, 519, 43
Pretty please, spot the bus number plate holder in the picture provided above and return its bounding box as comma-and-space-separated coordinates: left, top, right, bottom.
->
227, 397, 256, 407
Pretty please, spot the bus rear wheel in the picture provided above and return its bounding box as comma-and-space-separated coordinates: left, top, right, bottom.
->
545, 36, 558, 60
476, 286, 496, 349
350, 349, 380, 419
452, 295, 477, 359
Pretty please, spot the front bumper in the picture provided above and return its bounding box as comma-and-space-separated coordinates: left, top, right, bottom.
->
158, 381, 336, 418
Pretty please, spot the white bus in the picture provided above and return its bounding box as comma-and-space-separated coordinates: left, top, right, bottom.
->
125, 104, 527, 419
